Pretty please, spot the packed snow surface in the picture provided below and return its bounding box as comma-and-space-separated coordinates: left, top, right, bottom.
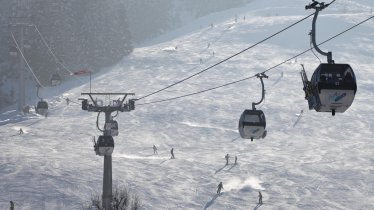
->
1, 0, 373, 209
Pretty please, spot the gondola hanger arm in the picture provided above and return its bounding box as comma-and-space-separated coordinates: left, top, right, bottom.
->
252, 73, 268, 110
306, 0, 334, 64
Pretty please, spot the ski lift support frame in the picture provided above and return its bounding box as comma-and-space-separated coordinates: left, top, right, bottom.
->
80, 92, 136, 210
81, 92, 136, 113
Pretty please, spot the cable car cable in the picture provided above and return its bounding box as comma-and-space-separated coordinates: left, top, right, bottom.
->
137, 14, 373, 106
137, 75, 256, 105
33, 25, 84, 82
137, 0, 338, 101
136, 12, 318, 101
262, 14, 374, 74
10, 31, 44, 88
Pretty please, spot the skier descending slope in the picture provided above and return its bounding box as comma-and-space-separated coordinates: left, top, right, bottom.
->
9, 201, 14, 210
225, 154, 230, 165
217, 182, 224, 194
170, 148, 175, 159
153, 145, 158, 155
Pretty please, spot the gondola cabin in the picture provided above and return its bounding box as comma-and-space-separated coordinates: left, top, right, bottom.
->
310, 63, 357, 115
238, 109, 267, 141
36, 100, 48, 116
9, 46, 18, 57
105, 120, 118, 136
95, 136, 114, 156
50, 73, 62, 86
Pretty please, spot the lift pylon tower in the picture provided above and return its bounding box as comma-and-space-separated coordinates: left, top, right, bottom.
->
9, 18, 33, 112
80, 92, 136, 210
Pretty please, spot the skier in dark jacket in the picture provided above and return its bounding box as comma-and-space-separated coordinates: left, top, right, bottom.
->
225, 154, 230, 165
217, 182, 224, 194
258, 191, 263, 204
170, 148, 175, 159
153, 145, 158, 155
10, 201, 14, 210
19, 128, 24, 135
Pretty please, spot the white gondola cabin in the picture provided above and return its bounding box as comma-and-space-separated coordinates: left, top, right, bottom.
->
50, 73, 62, 86
307, 64, 357, 115
302, 1, 358, 116
95, 136, 114, 156
238, 73, 268, 141
9, 46, 18, 57
36, 100, 48, 116
239, 109, 267, 141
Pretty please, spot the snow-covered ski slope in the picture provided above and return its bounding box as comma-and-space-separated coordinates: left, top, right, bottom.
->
1, 0, 373, 209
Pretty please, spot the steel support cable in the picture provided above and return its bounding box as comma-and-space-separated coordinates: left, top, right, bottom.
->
136, 12, 317, 101
138, 15, 374, 106
263, 14, 374, 74
137, 0, 340, 101
33, 25, 84, 82
10, 31, 44, 88
138, 75, 256, 105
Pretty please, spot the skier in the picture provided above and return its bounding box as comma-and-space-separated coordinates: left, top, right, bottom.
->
66, 97, 70, 105
9, 201, 14, 210
153, 144, 158, 155
19, 128, 24, 135
170, 148, 175, 159
199, 58, 203, 64
225, 154, 230, 165
234, 156, 237, 165
217, 182, 224, 194
258, 191, 263, 205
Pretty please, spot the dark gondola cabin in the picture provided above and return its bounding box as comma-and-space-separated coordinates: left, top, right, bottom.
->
310, 63, 357, 115
239, 109, 267, 141
95, 135, 114, 156
9, 46, 18, 57
105, 120, 119, 136
50, 73, 62, 86
36, 100, 48, 116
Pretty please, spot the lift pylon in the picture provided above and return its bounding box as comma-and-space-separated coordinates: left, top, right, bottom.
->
80, 92, 136, 210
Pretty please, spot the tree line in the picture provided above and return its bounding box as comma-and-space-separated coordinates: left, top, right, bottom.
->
0, 0, 252, 110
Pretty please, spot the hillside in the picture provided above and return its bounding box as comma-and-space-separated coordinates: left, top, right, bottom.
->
1, 0, 373, 209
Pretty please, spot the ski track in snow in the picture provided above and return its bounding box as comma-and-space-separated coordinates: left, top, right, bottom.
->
1, 0, 374, 209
